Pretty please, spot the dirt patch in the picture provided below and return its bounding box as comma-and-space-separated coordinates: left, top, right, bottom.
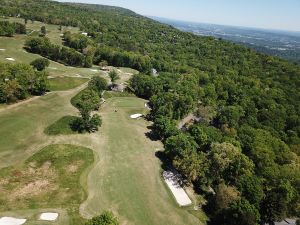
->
66, 160, 83, 173
11, 179, 57, 199
24, 161, 55, 177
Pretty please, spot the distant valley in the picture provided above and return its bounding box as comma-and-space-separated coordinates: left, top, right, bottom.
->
151, 16, 300, 64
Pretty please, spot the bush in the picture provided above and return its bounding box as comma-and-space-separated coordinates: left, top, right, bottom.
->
85, 211, 119, 225
30, 58, 50, 71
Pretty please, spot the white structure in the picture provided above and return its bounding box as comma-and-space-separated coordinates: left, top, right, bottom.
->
39, 212, 59, 221
81, 32, 88, 36
0, 217, 26, 225
265, 219, 297, 225
163, 170, 192, 206
151, 68, 158, 77
130, 114, 143, 119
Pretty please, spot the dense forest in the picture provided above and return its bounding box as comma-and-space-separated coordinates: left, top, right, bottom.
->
1, 0, 300, 224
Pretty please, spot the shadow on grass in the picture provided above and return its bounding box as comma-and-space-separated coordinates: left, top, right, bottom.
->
145, 125, 161, 141
44, 115, 80, 135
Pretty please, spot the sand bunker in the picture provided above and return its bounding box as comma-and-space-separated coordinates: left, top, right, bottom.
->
39, 212, 59, 221
6, 58, 15, 61
90, 69, 98, 72
130, 114, 143, 119
0, 49, 5, 51
163, 171, 192, 206
0, 217, 26, 225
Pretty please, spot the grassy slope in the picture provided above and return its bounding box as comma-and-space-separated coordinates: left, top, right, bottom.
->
0, 144, 94, 225
48, 77, 89, 91
80, 97, 200, 225
0, 92, 202, 224
0, 83, 86, 168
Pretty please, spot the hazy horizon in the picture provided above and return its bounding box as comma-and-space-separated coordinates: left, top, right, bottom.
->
57, 0, 300, 32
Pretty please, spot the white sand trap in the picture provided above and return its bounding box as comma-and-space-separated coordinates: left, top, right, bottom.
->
49, 67, 57, 70
90, 69, 98, 72
0, 217, 26, 225
163, 171, 192, 206
39, 212, 58, 221
130, 114, 143, 119
6, 58, 15, 61
0, 49, 5, 51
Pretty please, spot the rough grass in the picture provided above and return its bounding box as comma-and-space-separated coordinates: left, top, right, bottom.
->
44, 115, 78, 135
48, 77, 89, 91
0, 144, 94, 225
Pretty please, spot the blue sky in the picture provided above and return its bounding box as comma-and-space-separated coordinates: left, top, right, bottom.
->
58, 0, 300, 31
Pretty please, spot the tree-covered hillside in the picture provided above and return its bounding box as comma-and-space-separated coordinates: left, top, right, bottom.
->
1, 1, 300, 225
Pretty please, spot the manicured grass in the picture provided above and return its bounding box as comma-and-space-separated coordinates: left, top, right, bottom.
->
80, 97, 201, 225
0, 85, 83, 169
48, 77, 89, 91
102, 91, 135, 99
44, 115, 78, 135
0, 92, 204, 224
0, 144, 94, 225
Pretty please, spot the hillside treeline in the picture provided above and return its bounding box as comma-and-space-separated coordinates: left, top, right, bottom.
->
1, 0, 300, 224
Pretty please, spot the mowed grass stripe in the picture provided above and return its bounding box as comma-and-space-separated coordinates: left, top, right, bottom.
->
80, 97, 199, 225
